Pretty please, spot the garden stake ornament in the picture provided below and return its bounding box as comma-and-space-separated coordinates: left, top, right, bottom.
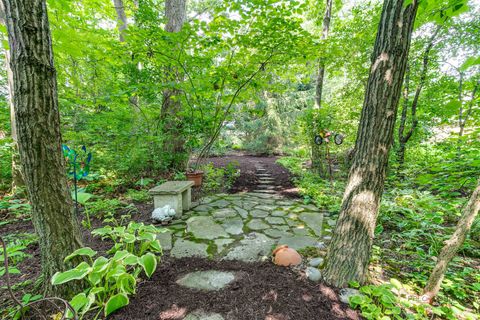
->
63, 145, 92, 216
314, 130, 344, 185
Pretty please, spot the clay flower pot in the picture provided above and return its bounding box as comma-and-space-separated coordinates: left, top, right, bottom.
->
272, 245, 302, 266
186, 170, 204, 187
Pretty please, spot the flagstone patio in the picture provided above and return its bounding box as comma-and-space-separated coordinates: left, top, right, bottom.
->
157, 191, 334, 262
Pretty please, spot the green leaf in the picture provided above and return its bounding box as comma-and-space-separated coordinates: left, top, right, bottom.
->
138, 253, 157, 278
64, 247, 97, 262
51, 262, 91, 285
73, 192, 94, 205
390, 278, 403, 290
105, 293, 129, 317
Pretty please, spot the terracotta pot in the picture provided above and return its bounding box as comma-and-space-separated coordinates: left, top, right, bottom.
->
186, 170, 204, 187
272, 245, 302, 266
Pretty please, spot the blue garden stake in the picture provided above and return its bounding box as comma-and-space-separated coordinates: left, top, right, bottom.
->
63, 145, 92, 216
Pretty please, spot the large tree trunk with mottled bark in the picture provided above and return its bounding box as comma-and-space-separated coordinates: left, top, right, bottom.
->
162, 0, 188, 170
322, 0, 418, 287
421, 180, 480, 303
311, 0, 333, 176
1, 0, 83, 296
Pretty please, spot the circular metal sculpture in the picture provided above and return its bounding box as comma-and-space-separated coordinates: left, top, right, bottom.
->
314, 135, 323, 145
334, 133, 344, 145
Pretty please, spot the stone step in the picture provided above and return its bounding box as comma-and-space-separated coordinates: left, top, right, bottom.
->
253, 189, 276, 194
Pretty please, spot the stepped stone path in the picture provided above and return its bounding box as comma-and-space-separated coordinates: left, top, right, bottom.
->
159, 161, 336, 262
156, 162, 337, 319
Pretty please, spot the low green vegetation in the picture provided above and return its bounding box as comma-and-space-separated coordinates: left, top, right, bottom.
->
278, 139, 480, 319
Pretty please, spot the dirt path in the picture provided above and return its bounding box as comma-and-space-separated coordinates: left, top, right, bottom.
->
200, 154, 299, 197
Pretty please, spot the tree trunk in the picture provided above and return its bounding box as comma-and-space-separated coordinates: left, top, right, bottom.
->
421, 180, 480, 303
0, 6, 24, 192
162, 0, 188, 170
322, 0, 418, 287
113, 0, 128, 42
311, 0, 333, 176
1, 0, 83, 296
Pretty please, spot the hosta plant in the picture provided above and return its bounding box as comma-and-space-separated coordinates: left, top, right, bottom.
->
51, 223, 162, 319
91, 222, 163, 256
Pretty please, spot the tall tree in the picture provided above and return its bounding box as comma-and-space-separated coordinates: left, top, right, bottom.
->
311, 0, 333, 176
0, 6, 24, 192
1, 0, 83, 295
161, 0, 188, 170
397, 25, 442, 170
322, 0, 418, 287
421, 179, 480, 303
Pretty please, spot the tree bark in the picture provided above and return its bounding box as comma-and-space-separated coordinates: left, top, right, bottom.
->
162, 0, 188, 170
311, 0, 333, 176
397, 25, 441, 169
322, 0, 418, 287
113, 0, 128, 42
422, 179, 480, 303
1, 0, 83, 296
0, 6, 24, 192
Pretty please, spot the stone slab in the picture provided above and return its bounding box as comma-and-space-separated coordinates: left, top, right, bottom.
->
299, 211, 324, 237
171, 239, 209, 258
277, 235, 319, 251
149, 181, 194, 195
176, 270, 235, 291
187, 216, 228, 240
223, 233, 275, 262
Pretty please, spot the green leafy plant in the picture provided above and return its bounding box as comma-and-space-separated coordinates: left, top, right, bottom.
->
91, 222, 162, 257
51, 247, 158, 319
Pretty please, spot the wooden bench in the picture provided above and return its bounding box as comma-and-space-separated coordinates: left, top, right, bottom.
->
149, 181, 194, 218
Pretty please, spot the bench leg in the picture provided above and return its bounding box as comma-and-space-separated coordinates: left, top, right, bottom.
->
154, 194, 183, 218
182, 188, 192, 211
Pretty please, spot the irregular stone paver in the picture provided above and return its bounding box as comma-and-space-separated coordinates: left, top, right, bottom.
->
265, 217, 285, 225
187, 216, 228, 240
263, 229, 291, 239
171, 239, 209, 258
157, 230, 172, 250
278, 235, 319, 250
222, 217, 244, 235
272, 210, 287, 217
210, 199, 231, 208
250, 209, 268, 218
166, 188, 329, 261
193, 204, 211, 212
233, 206, 248, 219
299, 211, 324, 237
224, 233, 275, 262
247, 219, 269, 230
215, 239, 235, 253
212, 208, 238, 220
176, 271, 236, 291
184, 310, 225, 320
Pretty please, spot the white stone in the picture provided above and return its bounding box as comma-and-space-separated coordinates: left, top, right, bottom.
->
339, 288, 362, 304
306, 267, 322, 282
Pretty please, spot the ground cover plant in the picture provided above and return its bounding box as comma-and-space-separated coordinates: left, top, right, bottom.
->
0, 0, 479, 319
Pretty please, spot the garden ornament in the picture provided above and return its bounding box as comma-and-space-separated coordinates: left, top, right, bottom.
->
151, 205, 176, 224
272, 245, 302, 266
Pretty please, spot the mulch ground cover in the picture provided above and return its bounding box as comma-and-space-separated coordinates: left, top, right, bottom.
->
1, 154, 361, 319
111, 257, 361, 320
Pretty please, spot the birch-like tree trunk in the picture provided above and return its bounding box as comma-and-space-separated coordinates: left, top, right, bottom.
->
322, 0, 418, 287
421, 180, 480, 303
1, 0, 83, 295
311, 0, 333, 176
162, 0, 188, 170
113, 0, 128, 42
